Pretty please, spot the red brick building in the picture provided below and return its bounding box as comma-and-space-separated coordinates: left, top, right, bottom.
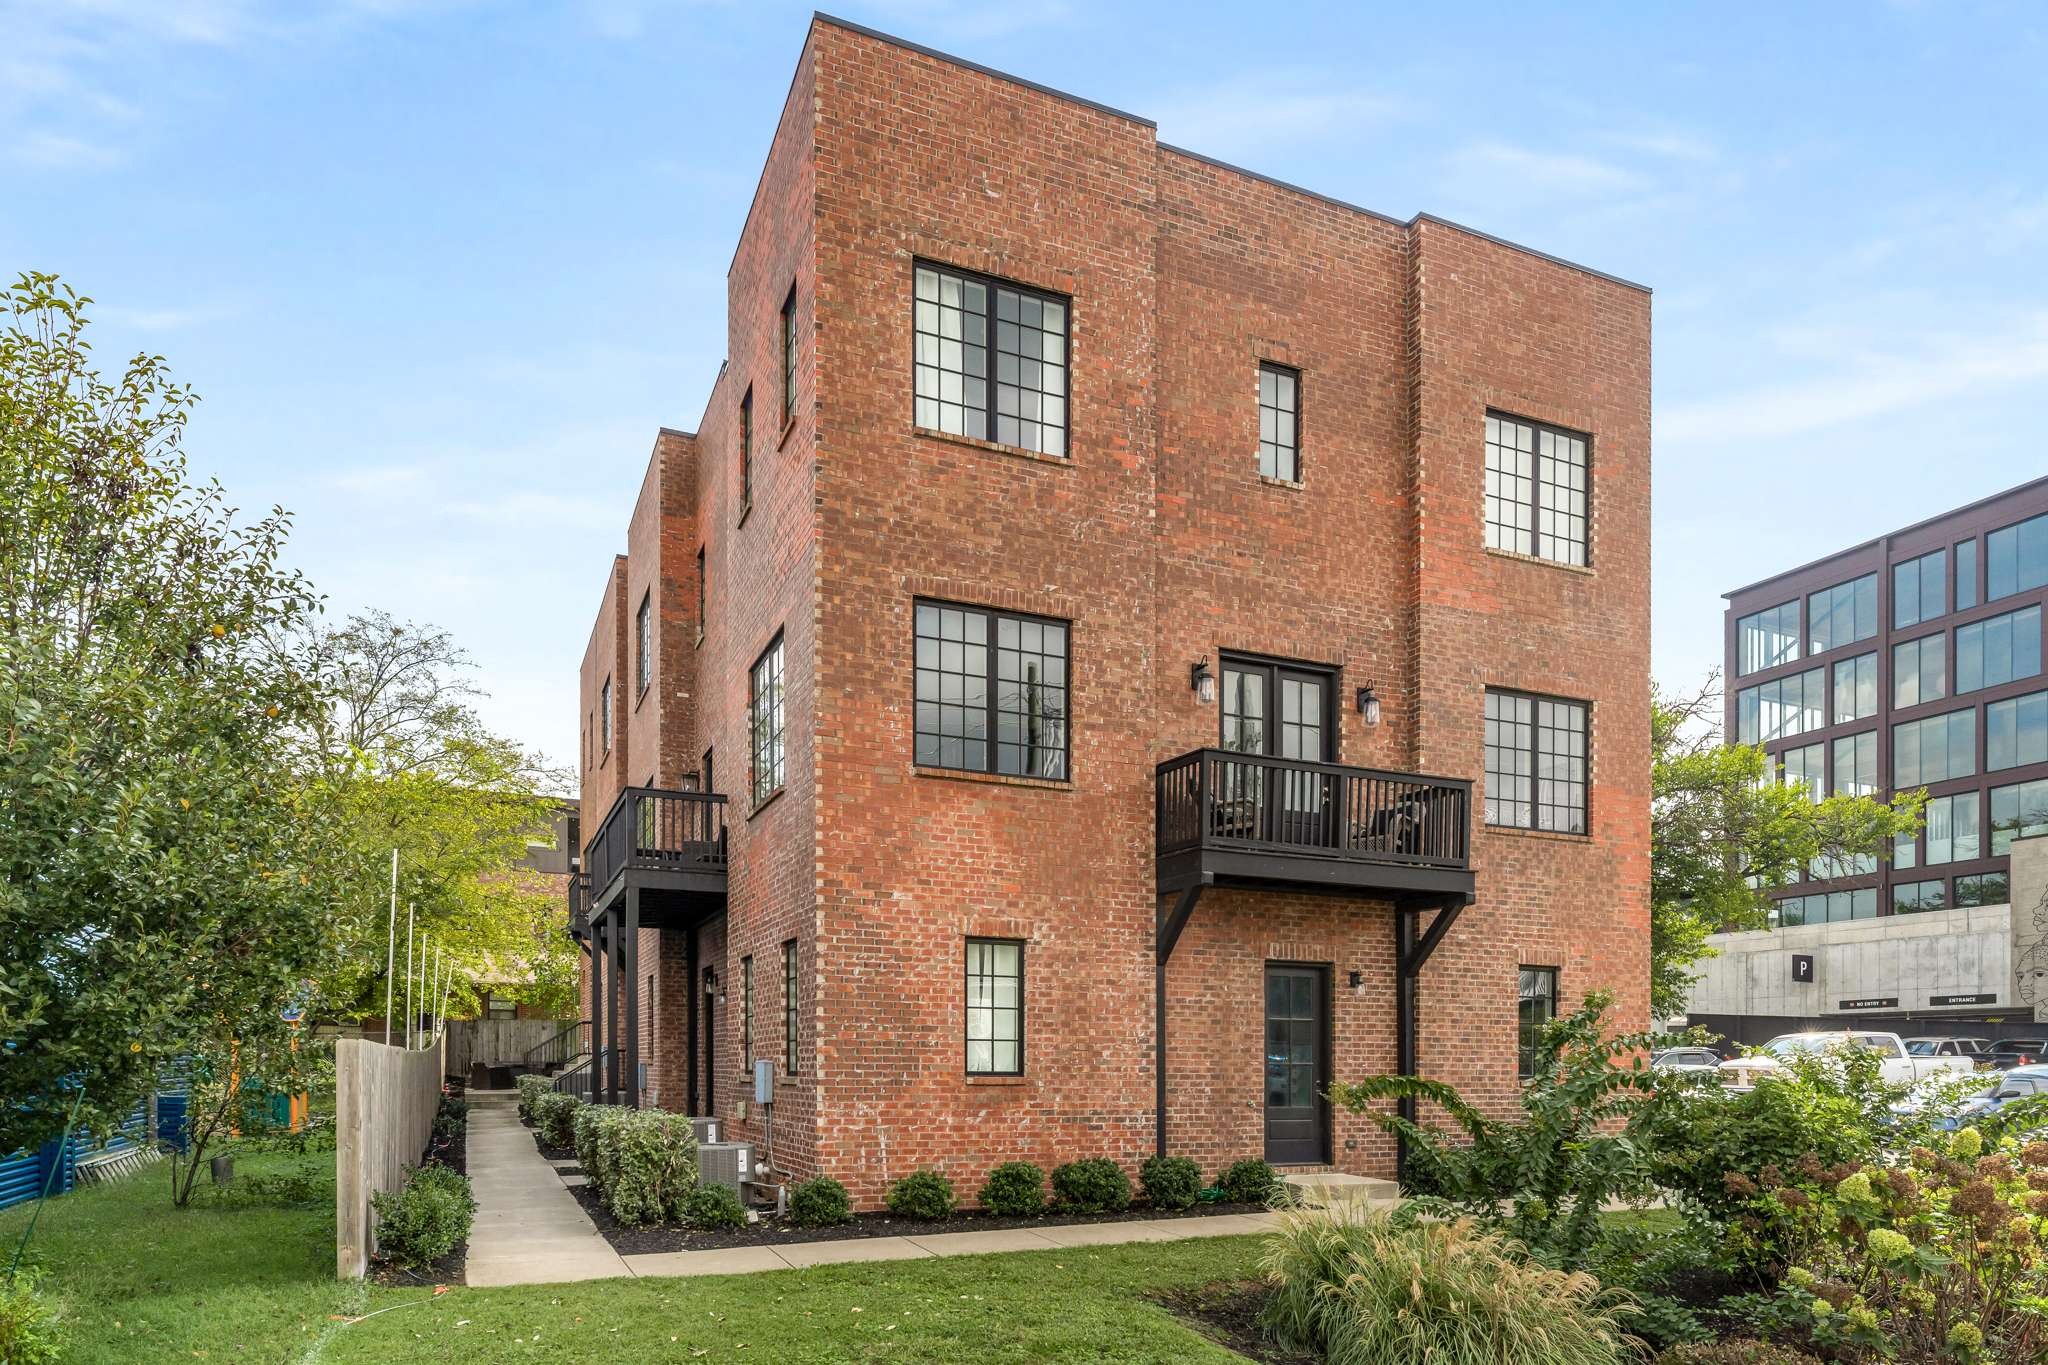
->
572, 14, 1651, 1207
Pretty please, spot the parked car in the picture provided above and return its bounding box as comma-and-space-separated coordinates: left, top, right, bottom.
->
1934, 1064, 2048, 1129
1906, 1037, 1996, 1068
1651, 1047, 1725, 1074
1989, 1039, 2048, 1069
1717, 1031, 1978, 1090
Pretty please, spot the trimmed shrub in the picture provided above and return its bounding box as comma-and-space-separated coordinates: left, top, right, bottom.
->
1261, 1209, 1634, 1365
884, 1169, 956, 1220
573, 1103, 625, 1186
1052, 1158, 1132, 1214
788, 1176, 853, 1227
1218, 1157, 1281, 1206
515, 1073, 551, 1123
371, 1165, 476, 1268
0, 1270, 63, 1365
1140, 1155, 1202, 1211
1655, 1346, 1821, 1365
433, 1094, 468, 1142
978, 1160, 1047, 1217
604, 1109, 700, 1226
530, 1090, 581, 1149
688, 1183, 747, 1230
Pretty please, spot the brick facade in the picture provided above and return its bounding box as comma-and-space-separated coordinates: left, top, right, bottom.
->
574, 15, 1651, 1207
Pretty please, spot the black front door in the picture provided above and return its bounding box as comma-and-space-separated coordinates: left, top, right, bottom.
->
1264, 964, 1329, 1164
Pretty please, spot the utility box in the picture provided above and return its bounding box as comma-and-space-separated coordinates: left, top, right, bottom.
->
753, 1058, 774, 1105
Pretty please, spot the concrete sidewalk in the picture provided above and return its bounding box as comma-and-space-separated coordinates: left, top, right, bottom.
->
460, 1089, 1279, 1287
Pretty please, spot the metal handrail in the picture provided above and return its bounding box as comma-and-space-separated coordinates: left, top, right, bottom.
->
522, 1020, 589, 1073
551, 1048, 610, 1099
584, 786, 729, 897
1156, 748, 1471, 869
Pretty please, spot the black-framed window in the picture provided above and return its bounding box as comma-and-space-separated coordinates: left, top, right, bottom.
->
1893, 879, 1947, 915
1957, 871, 2009, 907
783, 939, 798, 1075
1484, 412, 1588, 567
1257, 363, 1299, 482
1987, 689, 2048, 772
1736, 600, 1801, 675
1808, 573, 1879, 655
635, 591, 652, 697
599, 678, 612, 755
740, 955, 753, 1070
1957, 605, 2042, 694
696, 547, 706, 643
1893, 634, 1946, 707
739, 387, 754, 510
965, 938, 1023, 1075
912, 261, 1069, 457
749, 633, 785, 803
1925, 791, 1980, 865
780, 286, 797, 427
1893, 708, 1975, 786
1736, 667, 1824, 746
1781, 742, 1824, 802
1832, 652, 1877, 724
1773, 888, 1878, 927
1957, 538, 1980, 611
1832, 730, 1878, 797
913, 600, 1068, 779
1517, 967, 1558, 1081
1893, 549, 1945, 629
1988, 511, 2048, 601
1484, 689, 1587, 833
1993, 778, 2048, 855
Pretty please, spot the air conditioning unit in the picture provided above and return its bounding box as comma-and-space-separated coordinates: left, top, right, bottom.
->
698, 1141, 753, 1196
690, 1117, 719, 1145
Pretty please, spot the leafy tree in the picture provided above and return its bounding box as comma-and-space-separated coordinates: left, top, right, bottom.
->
1650, 676, 1923, 1018
0, 272, 341, 1153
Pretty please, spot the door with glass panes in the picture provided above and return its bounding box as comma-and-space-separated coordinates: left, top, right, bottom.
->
1264, 964, 1330, 1163
1219, 657, 1335, 845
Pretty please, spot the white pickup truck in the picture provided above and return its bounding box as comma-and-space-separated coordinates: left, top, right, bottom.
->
1716, 1031, 1979, 1090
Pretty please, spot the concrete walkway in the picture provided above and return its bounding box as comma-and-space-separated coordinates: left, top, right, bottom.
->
459, 1089, 1283, 1288
464, 1090, 631, 1287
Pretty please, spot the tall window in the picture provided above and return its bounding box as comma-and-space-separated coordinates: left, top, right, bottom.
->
1484, 413, 1588, 566
1956, 539, 1980, 611
1925, 791, 1980, 865
1517, 967, 1558, 1081
1893, 708, 1976, 786
913, 262, 1068, 457
782, 939, 798, 1075
635, 592, 652, 697
1993, 778, 2048, 855
1893, 635, 1946, 707
1893, 549, 1945, 629
749, 634, 785, 803
739, 388, 754, 510
1988, 511, 2048, 601
913, 601, 1069, 779
1257, 363, 1300, 482
1484, 690, 1588, 833
780, 286, 797, 427
965, 938, 1023, 1075
1832, 731, 1878, 797
1808, 574, 1878, 655
740, 955, 752, 1069
1957, 605, 2042, 693
1832, 652, 1877, 723
1736, 601, 1800, 675
1736, 667, 1825, 746
696, 547, 707, 643
1781, 743, 1825, 801
599, 678, 612, 755
1987, 689, 2048, 772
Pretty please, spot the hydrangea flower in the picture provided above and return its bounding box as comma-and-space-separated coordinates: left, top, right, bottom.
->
1866, 1227, 1913, 1262
1953, 1127, 1985, 1159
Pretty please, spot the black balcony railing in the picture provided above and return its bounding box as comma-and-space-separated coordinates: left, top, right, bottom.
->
565, 869, 589, 937
585, 786, 729, 898
1157, 749, 1471, 872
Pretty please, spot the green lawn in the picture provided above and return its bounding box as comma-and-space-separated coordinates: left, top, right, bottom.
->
0, 1153, 1268, 1364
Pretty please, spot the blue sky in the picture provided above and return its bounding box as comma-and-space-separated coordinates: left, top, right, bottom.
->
6, 1, 2046, 767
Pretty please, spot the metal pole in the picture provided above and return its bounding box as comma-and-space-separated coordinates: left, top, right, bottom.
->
383, 849, 398, 1044
404, 903, 416, 1051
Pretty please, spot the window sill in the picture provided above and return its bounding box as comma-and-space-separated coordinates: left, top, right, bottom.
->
1258, 474, 1305, 491
1486, 824, 1593, 844
965, 1073, 1026, 1087
913, 425, 1070, 467
914, 765, 1071, 791
737, 499, 752, 529
777, 417, 798, 451
633, 685, 650, 713
747, 786, 788, 821
1484, 547, 1594, 576
695, 631, 705, 650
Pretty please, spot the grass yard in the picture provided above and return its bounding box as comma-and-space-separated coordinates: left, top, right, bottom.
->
0, 1151, 1269, 1364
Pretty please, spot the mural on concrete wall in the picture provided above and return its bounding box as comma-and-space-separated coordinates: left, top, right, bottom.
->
2012, 837, 2048, 1023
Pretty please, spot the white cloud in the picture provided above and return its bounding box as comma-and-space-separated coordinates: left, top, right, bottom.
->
11, 131, 122, 169
1151, 74, 1404, 161
1599, 129, 1718, 164
1446, 139, 1647, 197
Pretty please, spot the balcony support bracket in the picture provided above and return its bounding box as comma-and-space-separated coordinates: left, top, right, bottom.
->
1154, 876, 1212, 1158
1394, 892, 1472, 1186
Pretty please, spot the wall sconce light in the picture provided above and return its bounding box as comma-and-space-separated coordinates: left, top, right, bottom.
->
703, 971, 718, 998
1348, 970, 1364, 989
1356, 682, 1382, 726
1190, 658, 1217, 705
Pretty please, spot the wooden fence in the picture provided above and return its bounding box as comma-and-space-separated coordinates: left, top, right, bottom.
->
334, 1036, 444, 1279
443, 1018, 562, 1079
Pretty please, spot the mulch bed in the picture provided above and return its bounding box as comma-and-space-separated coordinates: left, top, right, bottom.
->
368, 1088, 470, 1287
1154, 1281, 1315, 1365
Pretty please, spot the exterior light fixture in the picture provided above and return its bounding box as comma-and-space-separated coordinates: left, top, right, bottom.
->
1356, 683, 1382, 726
1190, 658, 1216, 705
